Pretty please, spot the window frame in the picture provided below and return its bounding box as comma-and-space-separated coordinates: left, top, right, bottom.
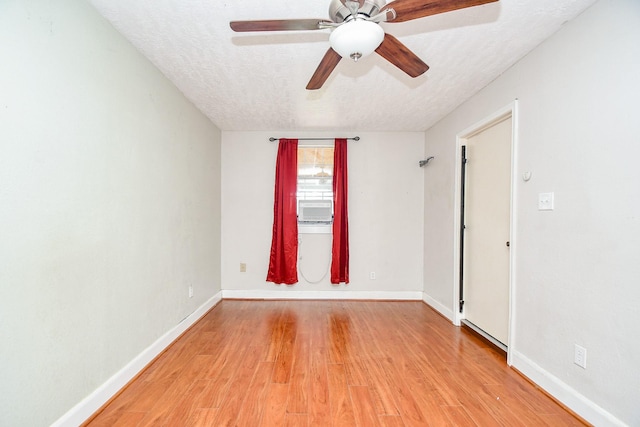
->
297, 142, 334, 234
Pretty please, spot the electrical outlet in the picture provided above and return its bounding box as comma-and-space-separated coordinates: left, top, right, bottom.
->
370, 271, 376, 280
188, 285, 194, 298
574, 344, 587, 369
240, 263, 247, 272
538, 192, 554, 210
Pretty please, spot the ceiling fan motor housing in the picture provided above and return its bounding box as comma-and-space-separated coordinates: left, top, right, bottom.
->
329, 0, 386, 23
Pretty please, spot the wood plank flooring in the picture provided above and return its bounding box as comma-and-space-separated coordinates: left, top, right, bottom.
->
85, 300, 587, 426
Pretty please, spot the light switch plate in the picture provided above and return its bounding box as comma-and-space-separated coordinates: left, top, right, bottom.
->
538, 192, 554, 211
574, 344, 587, 369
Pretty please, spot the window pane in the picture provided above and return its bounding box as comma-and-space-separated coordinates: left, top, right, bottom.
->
297, 146, 334, 227
297, 147, 334, 202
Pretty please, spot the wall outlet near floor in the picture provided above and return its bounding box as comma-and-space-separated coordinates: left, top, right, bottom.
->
370, 271, 376, 280
574, 344, 587, 369
240, 262, 247, 272
188, 285, 194, 298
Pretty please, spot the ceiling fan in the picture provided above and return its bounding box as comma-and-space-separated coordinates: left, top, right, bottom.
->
230, 0, 498, 90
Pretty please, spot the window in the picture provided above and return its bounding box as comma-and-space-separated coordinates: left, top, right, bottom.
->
297, 145, 334, 232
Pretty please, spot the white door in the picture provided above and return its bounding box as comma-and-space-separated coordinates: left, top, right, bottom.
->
462, 116, 512, 345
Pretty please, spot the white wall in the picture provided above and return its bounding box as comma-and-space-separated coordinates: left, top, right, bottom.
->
423, 0, 640, 425
0, 1, 222, 425
222, 131, 424, 298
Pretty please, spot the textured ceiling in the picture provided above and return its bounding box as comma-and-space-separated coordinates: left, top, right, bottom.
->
88, 0, 597, 132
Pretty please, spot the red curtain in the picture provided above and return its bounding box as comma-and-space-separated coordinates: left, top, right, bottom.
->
331, 138, 349, 284
266, 139, 299, 284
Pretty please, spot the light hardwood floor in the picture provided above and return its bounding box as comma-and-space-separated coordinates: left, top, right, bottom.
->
85, 300, 587, 426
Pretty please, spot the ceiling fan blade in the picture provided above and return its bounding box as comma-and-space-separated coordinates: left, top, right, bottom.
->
375, 33, 429, 77
381, 0, 498, 23
230, 19, 329, 32
306, 48, 342, 90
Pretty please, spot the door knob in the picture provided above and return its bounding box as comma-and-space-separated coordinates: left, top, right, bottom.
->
506, 241, 510, 247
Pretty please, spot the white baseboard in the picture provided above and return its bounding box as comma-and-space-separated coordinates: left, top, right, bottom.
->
221, 289, 423, 300
51, 292, 223, 427
511, 351, 626, 427
422, 292, 455, 322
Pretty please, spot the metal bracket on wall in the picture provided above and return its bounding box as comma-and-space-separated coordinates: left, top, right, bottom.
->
419, 156, 435, 167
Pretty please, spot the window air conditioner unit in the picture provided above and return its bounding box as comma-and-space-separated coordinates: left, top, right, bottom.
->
298, 200, 333, 224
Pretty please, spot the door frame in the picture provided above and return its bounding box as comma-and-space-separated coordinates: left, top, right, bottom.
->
452, 100, 519, 366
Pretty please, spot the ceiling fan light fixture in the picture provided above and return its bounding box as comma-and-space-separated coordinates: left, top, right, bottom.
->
329, 20, 384, 61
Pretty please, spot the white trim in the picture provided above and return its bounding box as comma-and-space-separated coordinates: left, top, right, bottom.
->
511, 351, 626, 427
507, 100, 519, 365
298, 223, 332, 234
51, 292, 223, 427
452, 100, 518, 366
422, 292, 455, 322
222, 289, 423, 300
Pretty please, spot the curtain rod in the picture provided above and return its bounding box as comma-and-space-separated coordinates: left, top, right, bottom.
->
268, 136, 360, 142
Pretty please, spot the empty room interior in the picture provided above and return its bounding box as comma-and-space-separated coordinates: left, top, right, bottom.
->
1, 0, 639, 426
